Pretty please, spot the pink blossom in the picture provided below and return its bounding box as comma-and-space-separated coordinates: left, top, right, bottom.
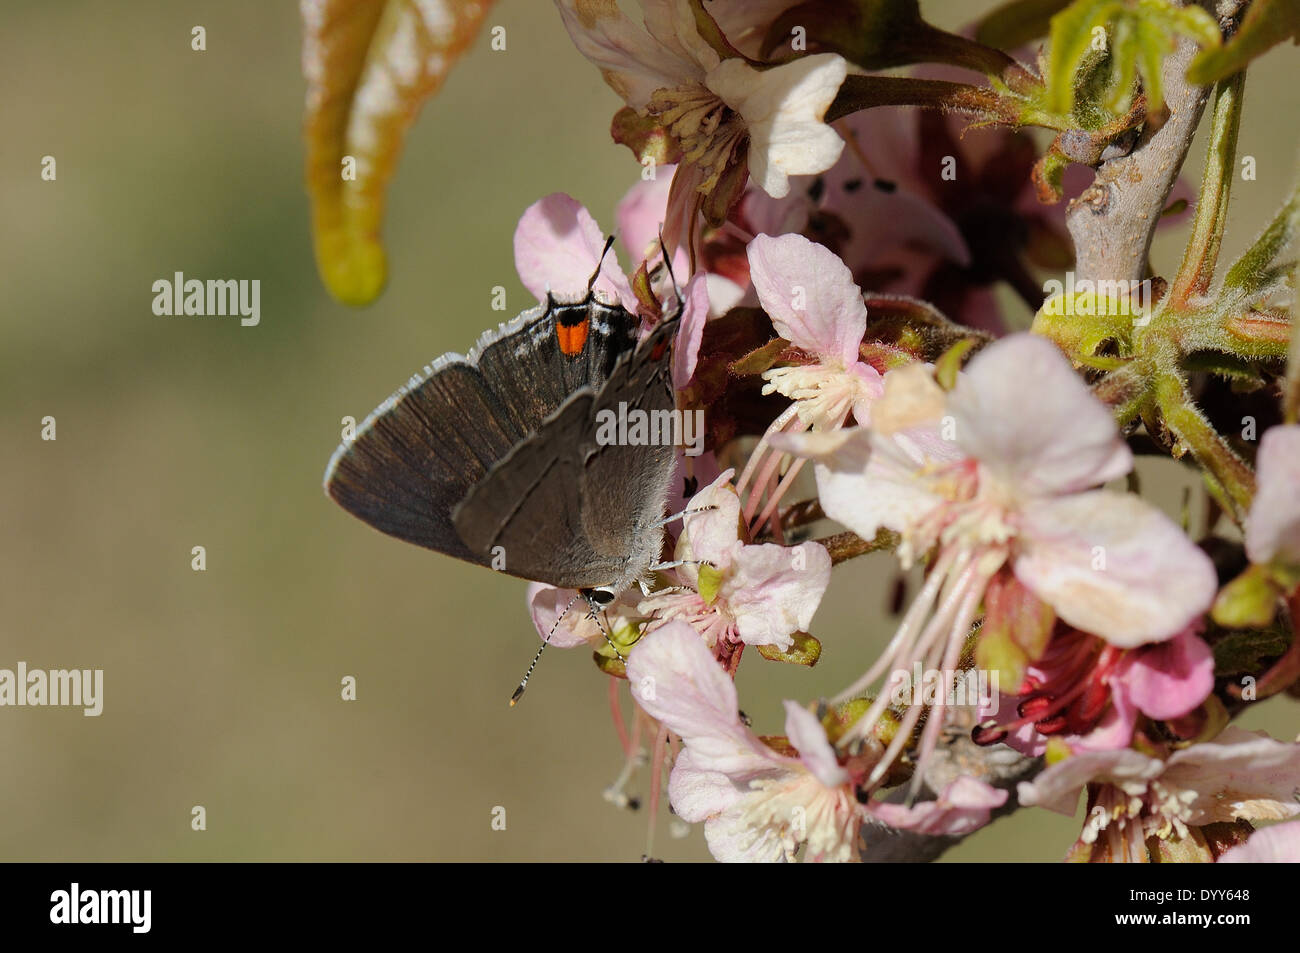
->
638, 469, 831, 651
627, 621, 862, 862
984, 625, 1215, 754
628, 619, 1007, 859
773, 334, 1218, 787
747, 233, 884, 429
555, 0, 847, 238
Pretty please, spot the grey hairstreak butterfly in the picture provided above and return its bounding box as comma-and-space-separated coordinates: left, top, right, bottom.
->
324, 285, 681, 624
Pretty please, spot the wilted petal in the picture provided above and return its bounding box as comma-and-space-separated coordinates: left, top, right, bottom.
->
1164, 726, 1300, 826
1218, 820, 1300, 863
555, 0, 703, 110
513, 193, 635, 308
708, 54, 848, 199
869, 777, 1007, 835
747, 233, 867, 364
950, 334, 1132, 496
1014, 491, 1218, 647
1245, 424, 1300, 566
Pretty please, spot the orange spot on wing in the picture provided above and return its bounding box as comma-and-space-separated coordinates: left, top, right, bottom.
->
556, 316, 589, 356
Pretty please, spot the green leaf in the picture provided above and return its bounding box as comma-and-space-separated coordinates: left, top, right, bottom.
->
756, 632, 822, 667
1043, 0, 1221, 118
1212, 564, 1283, 629
1222, 178, 1300, 295
1187, 0, 1300, 85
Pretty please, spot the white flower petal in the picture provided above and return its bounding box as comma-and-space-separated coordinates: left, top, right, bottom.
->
1017, 747, 1163, 816
1014, 491, 1218, 647
725, 541, 831, 649
950, 334, 1132, 497
704, 800, 793, 862
707, 54, 847, 199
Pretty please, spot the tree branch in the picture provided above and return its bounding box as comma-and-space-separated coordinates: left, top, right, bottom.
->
861, 707, 1041, 863
1065, 34, 1212, 285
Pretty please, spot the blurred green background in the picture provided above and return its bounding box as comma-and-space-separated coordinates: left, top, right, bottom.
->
2, 0, 1296, 862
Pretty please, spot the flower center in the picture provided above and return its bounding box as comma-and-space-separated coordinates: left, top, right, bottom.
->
647, 83, 747, 194
973, 633, 1126, 744
761, 363, 864, 429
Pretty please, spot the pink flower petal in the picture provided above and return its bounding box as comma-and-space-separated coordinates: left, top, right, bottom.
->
666, 746, 743, 823
1163, 726, 1300, 825
950, 334, 1132, 496
746, 233, 867, 365
1114, 627, 1214, 721
672, 274, 710, 389
1017, 747, 1163, 815
1014, 491, 1218, 647
616, 167, 690, 276
526, 583, 601, 649
513, 193, 635, 309
625, 621, 776, 776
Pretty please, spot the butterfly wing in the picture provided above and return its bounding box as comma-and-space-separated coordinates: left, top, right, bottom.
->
452, 313, 680, 590
324, 299, 639, 566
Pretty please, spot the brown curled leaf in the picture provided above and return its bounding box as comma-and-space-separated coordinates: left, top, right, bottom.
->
302, 0, 496, 306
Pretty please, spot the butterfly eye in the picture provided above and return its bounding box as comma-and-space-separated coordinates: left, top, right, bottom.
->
587, 586, 617, 608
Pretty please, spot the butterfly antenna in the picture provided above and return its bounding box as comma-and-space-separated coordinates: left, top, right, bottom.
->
510, 591, 580, 706
588, 235, 618, 294
657, 228, 683, 311
589, 601, 629, 664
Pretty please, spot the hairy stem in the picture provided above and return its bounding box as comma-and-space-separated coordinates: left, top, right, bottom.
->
1169, 72, 1247, 309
